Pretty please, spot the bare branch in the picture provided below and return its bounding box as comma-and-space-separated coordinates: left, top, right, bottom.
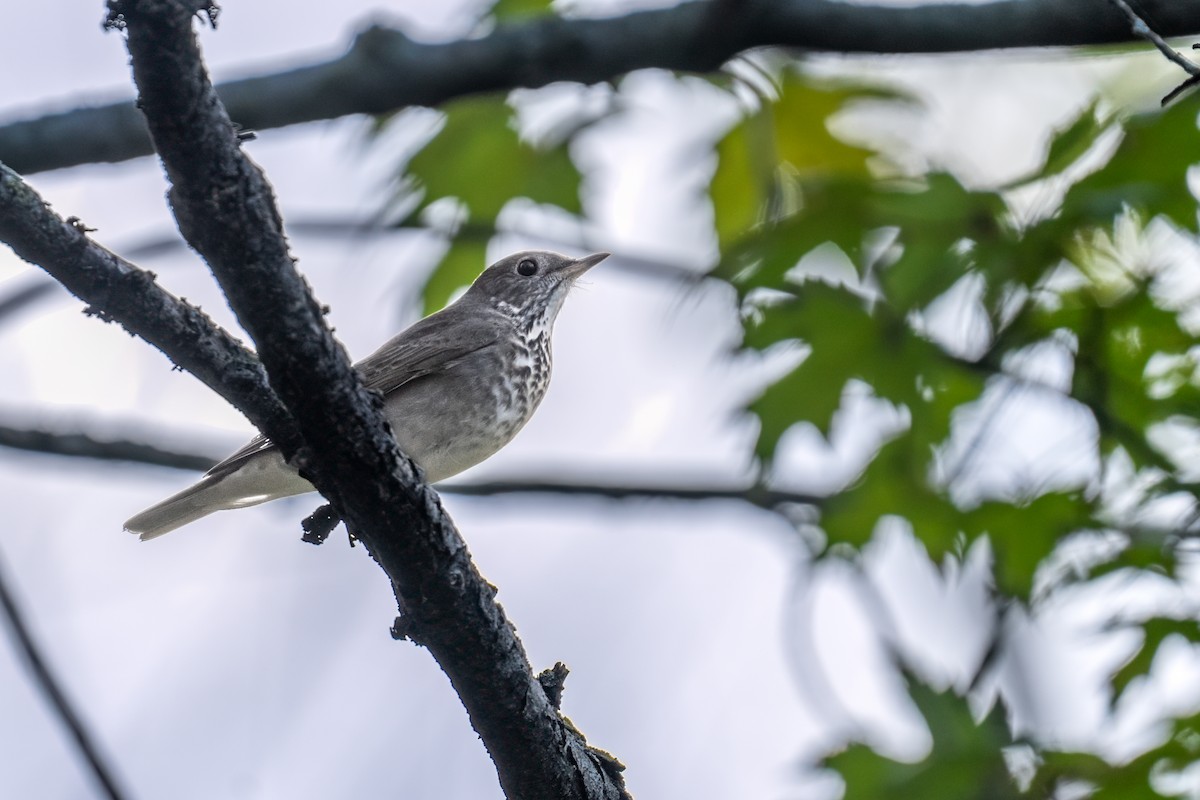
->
0, 162, 295, 442
0, 279, 60, 324
442, 478, 823, 511
0, 412, 822, 513
1107, 0, 1200, 76
5, 0, 1200, 174
108, 2, 628, 797
0, 549, 129, 800
0, 421, 219, 471
117, 215, 704, 284
1106, 0, 1200, 104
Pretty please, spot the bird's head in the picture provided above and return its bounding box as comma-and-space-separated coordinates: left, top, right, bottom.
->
465, 250, 609, 326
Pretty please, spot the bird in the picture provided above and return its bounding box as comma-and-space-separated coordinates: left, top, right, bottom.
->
124, 250, 609, 540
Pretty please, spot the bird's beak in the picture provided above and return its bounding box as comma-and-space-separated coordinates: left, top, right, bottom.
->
561, 251, 610, 280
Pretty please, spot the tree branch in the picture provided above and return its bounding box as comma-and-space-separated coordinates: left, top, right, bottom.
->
442, 477, 823, 511
0, 163, 295, 442
5, 0, 1200, 174
0, 549, 128, 800
0, 412, 822, 512
116, 214, 703, 283
105, 2, 627, 797
0, 279, 60, 324
1107, 0, 1200, 76
0, 420, 220, 471
1106, 0, 1200, 104
0, 416, 828, 541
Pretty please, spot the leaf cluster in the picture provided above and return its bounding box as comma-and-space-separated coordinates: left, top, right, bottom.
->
710, 68, 1200, 796
377, 40, 1200, 794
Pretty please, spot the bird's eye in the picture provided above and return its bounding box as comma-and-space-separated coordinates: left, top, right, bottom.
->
517, 258, 538, 277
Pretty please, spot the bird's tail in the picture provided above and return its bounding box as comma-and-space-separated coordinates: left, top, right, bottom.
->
123, 473, 236, 540
126, 444, 315, 540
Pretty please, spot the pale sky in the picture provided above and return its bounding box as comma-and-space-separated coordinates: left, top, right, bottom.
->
1, 2, 1196, 799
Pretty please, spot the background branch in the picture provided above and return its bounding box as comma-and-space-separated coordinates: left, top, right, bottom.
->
0, 414, 824, 511
3, 0, 1199, 174
0, 279, 60, 323
442, 478, 823, 511
0, 162, 296, 443
0, 549, 127, 800
117, 215, 704, 284
0, 421, 220, 471
1107, 0, 1200, 77
1106, 0, 1200, 103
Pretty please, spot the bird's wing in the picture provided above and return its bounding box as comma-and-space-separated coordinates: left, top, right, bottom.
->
205, 434, 275, 478
354, 310, 501, 396
202, 309, 501, 479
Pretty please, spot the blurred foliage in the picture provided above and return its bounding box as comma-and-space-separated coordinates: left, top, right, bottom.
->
822, 670, 1200, 800
489, 0, 554, 21
384, 92, 583, 314
1110, 616, 1200, 704
713, 67, 1200, 797
824, 677, 1017, 800
379, 52, 1200, 796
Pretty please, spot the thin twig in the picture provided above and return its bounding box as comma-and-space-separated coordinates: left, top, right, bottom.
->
441, 478, 823, 510
1107, 0, 1200, 76
941, 380, 1019, 490
1106, 0, 1200, 104
1162, 66, 1200, 105
117, 216, 704, 284
0, 416, 824, 513
0, 548, 128, 800
0, 280, 59, 324
0, 421, 219, 471
0, 162, 296, 446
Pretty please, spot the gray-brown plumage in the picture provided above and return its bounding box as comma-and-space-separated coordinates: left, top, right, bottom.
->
124, 250, 608, 539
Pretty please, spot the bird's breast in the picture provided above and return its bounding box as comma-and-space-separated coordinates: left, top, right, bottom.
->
491, 329, 552, 435
382, 329, 553, 483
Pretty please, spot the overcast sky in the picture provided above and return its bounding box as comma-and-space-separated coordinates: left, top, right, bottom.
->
1, 2, 1195, 799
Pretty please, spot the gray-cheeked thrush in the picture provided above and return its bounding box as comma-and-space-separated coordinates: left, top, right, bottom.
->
125, 250, 609, 539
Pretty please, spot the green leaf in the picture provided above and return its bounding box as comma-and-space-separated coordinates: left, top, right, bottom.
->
1035, 709, 1200, 799
719, 173, 1007, 313
490, 0, 553, 21
714, 177, 869, 290
975, 216, 1069, 299
1040, 103, 1109, 178
1061, 94, 1200, 233
1045, 282, 1200, 471
1111, 617, 1200, 704
872, 174, 1006, 312
420, 237, 490, 316
1034, 749, 1161, 800
781, 341, 984, 559
1083, 533, 1176, 583
1012, 101, 1114, 187
963, 493, 1097, 601
824, 679, 1017, 800
821, 436, 964, 556
708, 73, 908, 248
744, 276, 983, 483
770, 73, 884, 177
908, 352, 988, 456
744, 282, 877, 449
404, 94, 581, 224
1072, 710, 1200, 800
